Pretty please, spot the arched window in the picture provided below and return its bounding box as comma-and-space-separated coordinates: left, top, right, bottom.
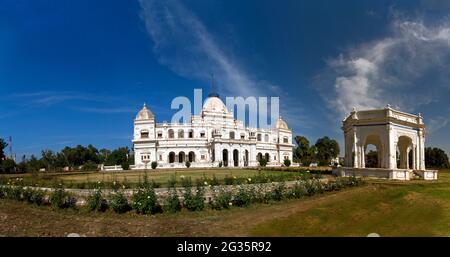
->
178, 129, 184, 138
157, 131, 163, 139
168, 129, 174, 139
283, 137, 288, 143
200, 131, 206, 138
257, 134, 262, 141
188, 129, 194, 138
168, 152, 175, 163
230, 131, 235, 140
240, 133, 245, 140
140, 130, 149, 139
264, 134, 269, 142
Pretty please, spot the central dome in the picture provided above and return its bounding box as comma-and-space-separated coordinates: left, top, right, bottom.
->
202, 96, 228, 114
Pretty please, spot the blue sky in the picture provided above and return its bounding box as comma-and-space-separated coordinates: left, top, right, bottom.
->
2, 0, 450, 158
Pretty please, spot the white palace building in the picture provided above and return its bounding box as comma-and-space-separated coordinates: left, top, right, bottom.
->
131, 94, 293, 169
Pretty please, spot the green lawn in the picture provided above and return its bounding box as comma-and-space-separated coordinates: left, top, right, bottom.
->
250, 170, 450, 236
1, 169, 449, 236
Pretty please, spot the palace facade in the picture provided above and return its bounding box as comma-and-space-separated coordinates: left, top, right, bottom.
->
132, 94, 293, 169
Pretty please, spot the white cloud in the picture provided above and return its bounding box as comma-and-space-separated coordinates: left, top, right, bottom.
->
427, 116, 450, 134
316, 18, 450, 118
138, 0, 262, 97
138, 0, 309, 132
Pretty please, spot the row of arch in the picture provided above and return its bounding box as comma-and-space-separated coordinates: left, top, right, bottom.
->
350, 134, 417, 170
221, 149, 250, 167
165, 150, 275, 167
168, 151, 196, 163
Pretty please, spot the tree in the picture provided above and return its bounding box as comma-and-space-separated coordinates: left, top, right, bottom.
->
314, 136, 340, 166
0, 138, 7, 161
425, 147, 450, 168
41, 149, 57, 171
99, 148, 111, 163
105, 147, 130, 166
293, 136, 317, 165
366, 150, 378, 168
0, 159, 16, 173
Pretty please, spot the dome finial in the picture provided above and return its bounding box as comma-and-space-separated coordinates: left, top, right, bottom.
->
208, 72, 219, 98
143, 102, 147, 108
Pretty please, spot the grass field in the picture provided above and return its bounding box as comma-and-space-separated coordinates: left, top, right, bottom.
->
0, 169, 449, 236
0, 167, 331, 188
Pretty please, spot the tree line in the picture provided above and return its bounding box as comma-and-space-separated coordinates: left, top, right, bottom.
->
293, 136, 340, 166
1, 136, 449, 173
0, 138, 133, 173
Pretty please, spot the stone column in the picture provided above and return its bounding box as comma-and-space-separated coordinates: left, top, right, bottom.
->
406, 147, 410, 170
361, 145, 365, 168
353, 129, 359, 168
412, 145, 416, 170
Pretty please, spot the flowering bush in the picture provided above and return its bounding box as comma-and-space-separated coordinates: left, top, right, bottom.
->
232, 187, 252, 207
86, 188, 108, 212
23, 188, 45, 205
131, 185, 162, 215
210, 187, 232, 210
109, 191, 131, 213
270, 182, 287, 201
49, 186, 77, 209
291, 181, 307, 199
10, 186, 24, 201
164, 187, 181, 213
183, 185, 205, 211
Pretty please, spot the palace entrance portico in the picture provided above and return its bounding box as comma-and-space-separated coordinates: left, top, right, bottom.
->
334, 105, 438, 180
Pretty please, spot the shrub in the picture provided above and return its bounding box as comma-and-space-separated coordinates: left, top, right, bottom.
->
181, 177, 192, 188
82, 161, 98, 171
131, 185, 162, 215
210, 187, 232, 210
224, 175, 234, 185
168, 175, 177, 188
109, 191, 131, 213
249, 184, 271, 204
270, 182, 287, 201
23, 187, 35, 203
164, 188, 181, 213
10, 186, 24, 201
218, 161, 223, 168
291, 182, 307, 199
50, 187, 77, 209
259, 159, 268, 167
121, 162, 130, 171
151, 161, 158, 169
284, 159, 291, 167
0, 186, 5, 199
183, 186, 205, 211
30, 189, 45, 206
86, 189, 108, 212
232, 187, 252, 207
185, 161, 191, 168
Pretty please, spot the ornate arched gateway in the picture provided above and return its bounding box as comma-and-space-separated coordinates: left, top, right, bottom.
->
335, 105, 438, 180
